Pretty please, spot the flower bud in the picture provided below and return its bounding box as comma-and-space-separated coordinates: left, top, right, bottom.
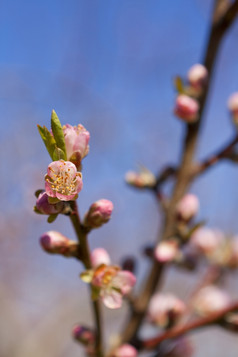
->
187, 64, 208, 90
84, 199, 113, 228
227, 92, 238, 124
190, 227, 224, 256
121, 256, 136, 273
125, 169, 156, 189
63, 124, 90, 169
176, 193, 199, 221
91, 248, 111, 268
40, 231, 78, 256
192, 285, 231, 316
36, 191, 64, 215
174, 94, 199, 123
111, 344, 138, 357
154, 239, 179, 263
147, 293, 186, 327
72, 325, 95, 345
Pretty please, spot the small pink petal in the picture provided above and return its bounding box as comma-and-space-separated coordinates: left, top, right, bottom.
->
91, 248, 111, 268
112, 271, 136, 294
101, 288, 123, 309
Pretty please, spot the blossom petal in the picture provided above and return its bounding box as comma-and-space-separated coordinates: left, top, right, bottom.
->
112, 271, 136, 294
101, 288, 123, 309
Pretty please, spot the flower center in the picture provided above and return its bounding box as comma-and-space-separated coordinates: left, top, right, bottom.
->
47, 162, 77, 195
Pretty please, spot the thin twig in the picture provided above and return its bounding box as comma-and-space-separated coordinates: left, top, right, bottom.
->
140, 301, 238, 350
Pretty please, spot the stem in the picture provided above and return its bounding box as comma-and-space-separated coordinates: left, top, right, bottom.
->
69, 201, 104, 357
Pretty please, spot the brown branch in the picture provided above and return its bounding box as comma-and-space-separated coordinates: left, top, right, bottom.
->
192, 134, 238, 176
141, 301, 238, 350
120, 0, 238, 348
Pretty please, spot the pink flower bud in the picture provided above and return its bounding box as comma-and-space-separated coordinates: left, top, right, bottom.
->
84, 199, 113, 228
187, 64, 208, 89
154, 239, 179, 263
176, 193, 199, 221
63, 124, 90, 169
72, 325, 95, 345
192, 285, 231, 316
112, 344, 138, 357
174, 95, 199, 123
40, 231, 78, 256
91, 248, 111, 268
147, 293, 186, 327
45, 160, 83, 201
36, 191, 64, 214
125, 168, 156, 189
190, 227, 224, 255
227, 92, 238, 124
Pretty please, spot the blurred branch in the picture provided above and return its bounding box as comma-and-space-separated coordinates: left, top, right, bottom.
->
192, 134, 238, 176
120, 0, 238, 349
140, 301, 238, 350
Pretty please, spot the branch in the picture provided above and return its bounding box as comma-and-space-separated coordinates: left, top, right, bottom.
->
140, 301, 238, 350
192, 134, 238, 176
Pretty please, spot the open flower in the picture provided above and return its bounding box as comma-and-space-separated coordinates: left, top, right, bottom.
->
63, 124, 90, 168
45, 160, 83, 201
81, 264, 136, 309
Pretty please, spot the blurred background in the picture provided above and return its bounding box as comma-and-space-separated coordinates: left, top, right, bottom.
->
1, 0, 238, 356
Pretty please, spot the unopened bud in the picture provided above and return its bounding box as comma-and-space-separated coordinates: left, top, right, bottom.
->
174, 95, 199, 123
111, 344, 138, 357
228, 92, 238, 124
91, 248, 111, 268
36, 191, 64, 215
125, 168, 156, 189
154, 239, 179, 263
190, 227, 224, 256
192, 285, 231, 316
40, 231, 78, 257
187, 64, 208, 90
121, 256, 136, 273
84, 199, 113, 228
176, 193, 199, 222
148, 293, 186, 327
72, 325, 95, 345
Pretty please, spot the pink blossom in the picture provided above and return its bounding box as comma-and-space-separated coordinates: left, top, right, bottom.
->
190, 227, 224, 255
63, 124, 90, 168
187, 64, 208, 89
147, 293, 186, 327
112, 344, 138, 357
84, 199, 114, 228
176, 193, 199, 221
45, 160, 83, 201
81, 264, 136, 309
154, 239, 179, 263
91, 248, 111, 268
40, 230, 77, 256
174, 94, 199, 123
192, 285, 231, 316
36, 191, 64, 214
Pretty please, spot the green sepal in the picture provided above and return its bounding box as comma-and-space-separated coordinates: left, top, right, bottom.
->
35, 189, 44, 198
174, 76, 185, 94
51, 110, 67, 160
47, 196, 60, 204
52, 147, 66, 161
91, 286, 100, 301
33, 206, 43, 214
37, 125, 57, 160
185, 220, 206, 240
47, 214, 58, 223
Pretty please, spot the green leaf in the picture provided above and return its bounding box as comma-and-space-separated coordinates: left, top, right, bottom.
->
52, 147, 66, 161
174, 76, 185, 94
47, 214, 58, 223
37, 125, 57, 160
47, 196, 60, 204
80, 270, 93, 283
51, 110, 67, 160
33, 206, 42, 214
34, 189, 44, 198
185, 220, 206, 240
